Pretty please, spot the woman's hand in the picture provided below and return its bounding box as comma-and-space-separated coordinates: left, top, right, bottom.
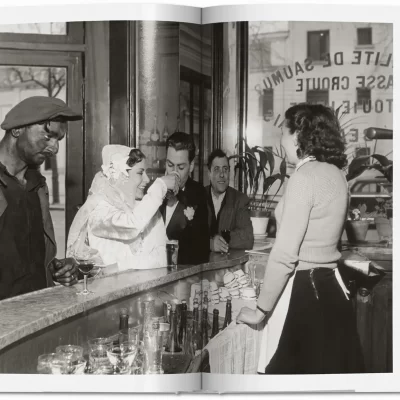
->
160, 171, 180, 195
236, 306, 267, 325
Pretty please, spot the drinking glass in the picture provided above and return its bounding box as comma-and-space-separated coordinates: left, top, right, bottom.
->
120, 341, 139, 374
76, 259, 96, 295
143, 331, 164, 374
37, 353, 58, 374
55, 345, 84, 362
106, 342, 138, 375
221, 229, 231, 244
119, 326, 140, 345
221, 230, 231, 255
87, 338, 114, 374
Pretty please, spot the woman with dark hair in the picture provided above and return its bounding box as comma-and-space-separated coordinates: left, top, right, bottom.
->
67, 145, 180, 272
237, 103, 364, 374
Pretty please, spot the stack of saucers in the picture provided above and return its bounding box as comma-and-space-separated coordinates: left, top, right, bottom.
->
234, 270, 251, 288
223, 272, 240, 299
209, 281, 220, 305
218, 286, 230, 302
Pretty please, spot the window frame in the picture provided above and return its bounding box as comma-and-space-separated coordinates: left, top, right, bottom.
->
0, 48, 84, 247
357, 27, 373, 46
306, 89, 329, 106
307, 30, 330, 61
357, 87, 371, 107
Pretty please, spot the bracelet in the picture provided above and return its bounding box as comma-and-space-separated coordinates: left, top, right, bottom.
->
256, 305, 269, 315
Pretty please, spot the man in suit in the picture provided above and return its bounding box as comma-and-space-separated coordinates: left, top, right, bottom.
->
206, 149, 254, 253
160, 132, 210, 265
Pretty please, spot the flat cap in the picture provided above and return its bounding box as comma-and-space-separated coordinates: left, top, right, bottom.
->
1, 96, 83, 130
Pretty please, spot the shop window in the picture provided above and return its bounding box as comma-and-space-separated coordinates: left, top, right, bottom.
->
306, 89, 329, 105
262, 88, 274, 118
357, 27, 373, 45
307, 30, 329, 61
357, 88, 371, 107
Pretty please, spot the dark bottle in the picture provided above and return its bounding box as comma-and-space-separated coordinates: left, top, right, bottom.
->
165, 303, 181, 353
201, 305, 209, 347
222, 297, 232, 330
210, 309, 220, 339
179, 300, 187, 347
203, 291, 210, 329
192, 299, 199, 323
192, 302, 202, 353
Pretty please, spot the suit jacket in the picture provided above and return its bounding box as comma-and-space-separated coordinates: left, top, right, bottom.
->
0, 175, 57, 289
207, 185, 254, 250
160, 178, 210, 265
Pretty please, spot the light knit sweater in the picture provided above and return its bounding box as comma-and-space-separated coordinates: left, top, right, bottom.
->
257, 159, 349, 312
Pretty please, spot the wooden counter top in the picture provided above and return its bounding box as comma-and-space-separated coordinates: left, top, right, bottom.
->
0, 251, 248, 352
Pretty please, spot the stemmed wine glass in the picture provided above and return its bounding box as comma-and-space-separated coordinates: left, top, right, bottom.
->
76, 258, 98, 295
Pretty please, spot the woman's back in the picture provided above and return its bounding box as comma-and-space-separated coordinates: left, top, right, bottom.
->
280, 160, 348, 267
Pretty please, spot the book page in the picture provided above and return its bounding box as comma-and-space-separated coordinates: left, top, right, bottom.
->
199, 2, 396, 394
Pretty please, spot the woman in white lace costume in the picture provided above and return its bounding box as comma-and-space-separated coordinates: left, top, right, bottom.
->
66, 144, 180, 273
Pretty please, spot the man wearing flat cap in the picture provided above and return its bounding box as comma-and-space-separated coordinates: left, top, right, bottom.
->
0, 96, 83, 300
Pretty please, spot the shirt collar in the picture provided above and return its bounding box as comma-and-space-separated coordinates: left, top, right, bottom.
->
211, 188, 226, 202
0, 161, 45, 190
295, 156, 316, 171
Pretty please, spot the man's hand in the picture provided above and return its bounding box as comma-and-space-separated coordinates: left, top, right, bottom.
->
211, 235, 229, 253
236, 306, 266, 325
52, 258, 79, 286
161, 171, 180, 195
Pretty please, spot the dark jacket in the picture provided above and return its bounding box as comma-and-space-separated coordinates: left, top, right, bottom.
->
0, 175, 57, 289
206, 185, 254, 250
160, 178, 210, 265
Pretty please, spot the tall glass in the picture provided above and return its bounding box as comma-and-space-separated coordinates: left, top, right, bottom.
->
143, 331, 164, 374
166, 240, 179, 268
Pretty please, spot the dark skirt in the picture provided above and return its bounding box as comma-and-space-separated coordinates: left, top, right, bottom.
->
263, 268, 365, 374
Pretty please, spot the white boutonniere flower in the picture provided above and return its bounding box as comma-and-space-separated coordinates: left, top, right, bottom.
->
184, 206, 195, 221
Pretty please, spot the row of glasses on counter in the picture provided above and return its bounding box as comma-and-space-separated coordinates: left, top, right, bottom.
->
36, 294, 234, 375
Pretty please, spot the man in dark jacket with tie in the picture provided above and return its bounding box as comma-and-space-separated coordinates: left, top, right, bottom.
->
160, 132, 210, 265
206, 149, 254, 253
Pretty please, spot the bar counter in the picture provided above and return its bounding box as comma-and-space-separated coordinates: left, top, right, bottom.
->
0, 244, 392, 373
0, 250, 248, 352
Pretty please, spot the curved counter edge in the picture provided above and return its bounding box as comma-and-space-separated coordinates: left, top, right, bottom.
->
0, 251, 249, 352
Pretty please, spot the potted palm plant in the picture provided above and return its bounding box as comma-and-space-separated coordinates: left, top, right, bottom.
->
228, 139, 288, 235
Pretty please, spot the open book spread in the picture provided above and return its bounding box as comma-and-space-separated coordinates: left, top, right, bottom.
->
0, 1, 395, 395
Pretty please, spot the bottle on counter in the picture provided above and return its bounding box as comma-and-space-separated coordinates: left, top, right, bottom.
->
191, 301, 202, 354
203, 291, 211, 330
201, 305, 209, 348
165, 303, 182, 353
210, 309, 220, 339
118, 308, 129, 344
222, 297, 232, 330
164, 302, 172, 324
179, 300, 187, 348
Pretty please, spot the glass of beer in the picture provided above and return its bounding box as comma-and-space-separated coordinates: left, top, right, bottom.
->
166, 240, 179, 268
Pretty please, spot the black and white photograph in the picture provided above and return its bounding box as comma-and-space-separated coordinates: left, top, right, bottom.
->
0, 2, 395, 393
